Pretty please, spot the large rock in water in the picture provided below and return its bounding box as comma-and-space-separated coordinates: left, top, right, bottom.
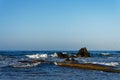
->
76, 48, 90, 57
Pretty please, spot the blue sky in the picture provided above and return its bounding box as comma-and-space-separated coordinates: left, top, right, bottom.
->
0, 0, 120, 50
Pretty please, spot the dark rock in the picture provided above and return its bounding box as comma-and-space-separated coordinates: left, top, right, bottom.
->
76, 47, 90, 57
63, 58, 78, 63
69, 55, 76, 58
55, 62, 120, 73
65, 58, 70, 61
55, 48, 90, 58
71, 58, 75, 61
56, 52, 69, 58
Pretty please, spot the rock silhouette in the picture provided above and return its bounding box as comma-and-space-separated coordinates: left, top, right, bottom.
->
76, 48, 90, 57
56, 52, 69, 58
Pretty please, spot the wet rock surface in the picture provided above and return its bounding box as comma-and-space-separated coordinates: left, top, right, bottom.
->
55, 61, 120, 73
63, 58, 78, 63
76, 48, 90, 57
56, 52, 69, 58
56, 48, 90, 58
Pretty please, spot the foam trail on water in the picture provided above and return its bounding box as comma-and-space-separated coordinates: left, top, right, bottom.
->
11, 62, 41, 68
0, 55, 16, 67
92, 62, 119, 66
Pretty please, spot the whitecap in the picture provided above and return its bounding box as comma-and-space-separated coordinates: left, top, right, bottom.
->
26, 54, 48, 59
50, 52, 68, 58
100, 53, 111, 56
50, 53, 58, 57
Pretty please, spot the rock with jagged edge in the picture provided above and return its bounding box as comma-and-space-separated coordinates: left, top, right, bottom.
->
76, 47, 90, 57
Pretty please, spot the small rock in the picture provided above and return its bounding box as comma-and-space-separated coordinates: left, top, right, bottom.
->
56, 52, 69, 58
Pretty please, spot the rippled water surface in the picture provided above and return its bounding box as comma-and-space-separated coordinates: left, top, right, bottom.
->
0, 51, 120, 80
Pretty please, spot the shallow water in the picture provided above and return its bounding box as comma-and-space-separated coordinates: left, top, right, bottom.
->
0, 51, 120, 80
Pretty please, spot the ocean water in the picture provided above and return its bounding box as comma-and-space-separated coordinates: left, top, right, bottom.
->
0, 50, 120, 80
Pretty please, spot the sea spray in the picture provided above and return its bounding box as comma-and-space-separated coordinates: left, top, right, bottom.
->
50, 53, 58, 57
26, 54, 48, 59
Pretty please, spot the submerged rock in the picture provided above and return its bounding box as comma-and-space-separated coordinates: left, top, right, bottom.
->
54, 62, 120, 73
63, 58, 78, 63
76, 48, 90, 57
13, 60, 50, 68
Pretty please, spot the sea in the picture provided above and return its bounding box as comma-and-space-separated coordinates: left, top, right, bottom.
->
0, 50, 120, 80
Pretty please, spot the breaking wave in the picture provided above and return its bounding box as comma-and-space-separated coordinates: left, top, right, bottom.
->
26, 54, 48, 59
50, 52, 68, 58
11, 62, 41, 68
50, 53, 58, 57
100, 53, 111, 56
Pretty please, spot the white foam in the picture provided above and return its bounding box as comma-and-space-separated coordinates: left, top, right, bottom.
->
92, 62, 119, 66
54, 62, 58, 65
50, 53, 58, 57
100, 53, 110, 56
81, 59, 88, 63
12, 62, 41, 68
26, 54, 48, 59
50, 52, 68, 58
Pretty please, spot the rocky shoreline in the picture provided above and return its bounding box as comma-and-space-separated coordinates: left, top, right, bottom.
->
55, 47, 90, 58
14, 48, 120, 73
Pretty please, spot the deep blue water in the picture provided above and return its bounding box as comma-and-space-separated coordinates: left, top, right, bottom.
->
0, 50, 120, 80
